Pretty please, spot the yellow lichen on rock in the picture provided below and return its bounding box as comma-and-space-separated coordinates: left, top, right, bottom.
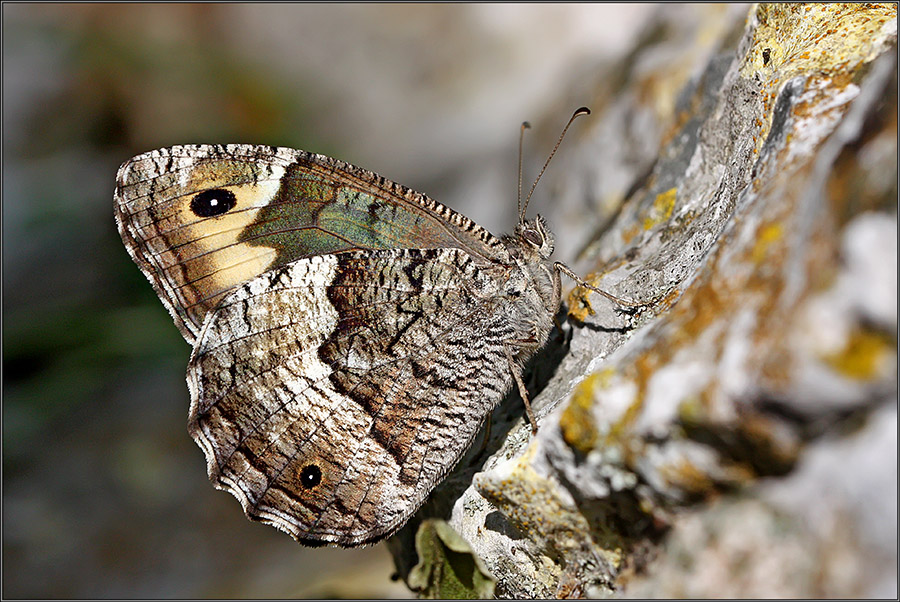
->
559, 373, 602, 454
742, 3, 896, 154
745, 3, 897, 77
751, 222, 785, 264
824, 327, 896, 380
643, 188, 677, 231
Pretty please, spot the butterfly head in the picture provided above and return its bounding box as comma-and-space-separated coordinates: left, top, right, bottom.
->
513, 214, 555, 260
510, 106, 587, 267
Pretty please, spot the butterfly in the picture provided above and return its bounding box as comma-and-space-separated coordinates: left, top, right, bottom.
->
114, 108, 644, 546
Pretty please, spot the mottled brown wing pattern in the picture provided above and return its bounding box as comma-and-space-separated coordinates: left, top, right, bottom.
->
187, 247, 519, 546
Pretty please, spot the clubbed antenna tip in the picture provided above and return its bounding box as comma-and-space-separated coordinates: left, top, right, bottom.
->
519, 107, 592, 222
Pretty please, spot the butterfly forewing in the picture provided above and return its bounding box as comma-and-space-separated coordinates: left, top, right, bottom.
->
114, 145, 503, 344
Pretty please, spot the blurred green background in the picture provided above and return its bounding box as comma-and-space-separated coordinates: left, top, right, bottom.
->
2, 3, 653, 597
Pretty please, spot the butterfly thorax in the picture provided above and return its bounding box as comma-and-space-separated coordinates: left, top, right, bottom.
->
497, 215, 560, 360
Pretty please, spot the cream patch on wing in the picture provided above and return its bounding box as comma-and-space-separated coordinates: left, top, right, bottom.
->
159, 162, 287, 327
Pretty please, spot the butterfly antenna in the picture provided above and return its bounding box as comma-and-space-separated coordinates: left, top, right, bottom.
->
517, 120, 531, 219
521, 106, 591, 220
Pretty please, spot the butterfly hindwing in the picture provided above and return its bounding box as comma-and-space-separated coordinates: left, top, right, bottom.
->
187, 247, 517, 545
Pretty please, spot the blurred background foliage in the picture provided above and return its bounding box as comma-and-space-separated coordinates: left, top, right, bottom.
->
2, 3, 656, 597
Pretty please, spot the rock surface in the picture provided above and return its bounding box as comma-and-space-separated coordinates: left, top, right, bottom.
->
390, 4, 898, 597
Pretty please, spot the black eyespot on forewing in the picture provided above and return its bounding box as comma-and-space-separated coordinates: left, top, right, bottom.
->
299, 464, 322, 489
190, 189, 237, 217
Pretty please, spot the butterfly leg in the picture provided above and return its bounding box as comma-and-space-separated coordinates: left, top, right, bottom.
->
503, 342, 539, 435
473, 412, 493, 458
554, 261, 664, 308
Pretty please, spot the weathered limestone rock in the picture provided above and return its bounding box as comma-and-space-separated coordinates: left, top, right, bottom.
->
391, 4, 897, 597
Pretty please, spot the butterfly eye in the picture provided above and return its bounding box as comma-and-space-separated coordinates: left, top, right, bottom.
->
523, 227, 543, 247
190, 189, 237, 217
299, 464, 322, 489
